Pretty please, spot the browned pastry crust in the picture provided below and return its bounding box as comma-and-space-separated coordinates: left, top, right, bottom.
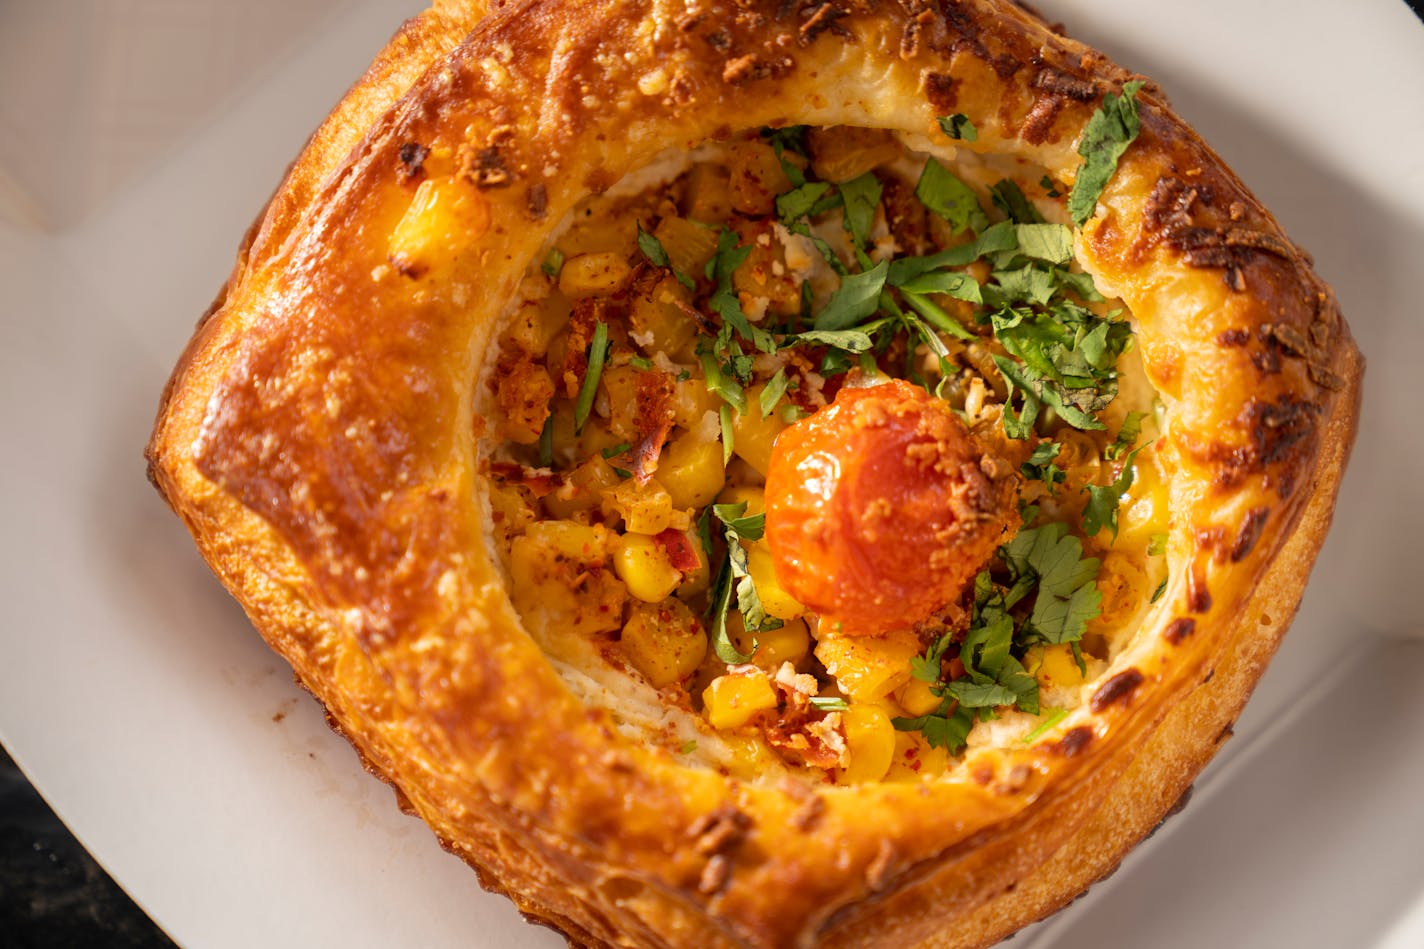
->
146, 2, 1361, 947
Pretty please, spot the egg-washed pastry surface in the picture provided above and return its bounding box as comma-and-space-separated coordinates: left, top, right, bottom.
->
147, 2, 1361, 947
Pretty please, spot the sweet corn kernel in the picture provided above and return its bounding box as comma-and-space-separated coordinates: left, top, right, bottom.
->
1033, 643, 1087, 689
620, 600, 707, 686
518, 520, 610, 562
659, 433, 726, 511
671, 378, 720, 430
1091, 551, 1149, 631
652, 217, 720, 278
894, 677, 943, 717
815, 627, 923, 703
558, 251, 633, 298
807, 126, 903, 183
683, 162, 733, 224
606, 478, 674, 535
542, 456, 620, 518
730, 389, 787, 476
614, 532, 684, 603
884, 731, 949, 783
577, 419, 628, 460
628, 275, 698, 361
746, 544, 805, 620
716, 485, 766, 517
837, 704, 896, 785
726, 141, 796, 216
731, 615, 810, 670
508, 522, 624, 638
703, 671, 778, 730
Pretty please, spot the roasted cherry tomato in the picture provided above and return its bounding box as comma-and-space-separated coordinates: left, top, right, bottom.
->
765, 380, 1016, 636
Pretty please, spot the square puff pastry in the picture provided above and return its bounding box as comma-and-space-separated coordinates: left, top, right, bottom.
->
147, 1, 1361, 946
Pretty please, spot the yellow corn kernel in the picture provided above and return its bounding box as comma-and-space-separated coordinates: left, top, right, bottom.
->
884, 731, 948, 783
500, 298, 568, 359
703, 671, 778, 730
1118, 451, 1169, 548
652, 216, 720, 278
837, 704, 896, 785
542, 456, 620, 518
683, 162, 733, 224
1091, 551, 1149, 631
628, 275, 698, 361
606, 478, 675, 535
388, 178, 489, 275
807, 126, 903, 183
726, 141, 796, 216
558, 251, 633, 298
894, 677, 943, 717
658, 433, 726, 511
508, 522, 625, 638
730, 391, 787, 476
577, 419, 627, 460
731, 615, 810, 671
620, 599, 707, 686
671, 378, 720, 430
718, 733, 778, 782
1031, 644, 1087, 689
815, 627, 923, 703
731, 222, 803, 318
487, 482, 536, 543
746, 544, 805, 620
614, 532, 683, 603
716, 485, 766, 517
519, 520, 610, 562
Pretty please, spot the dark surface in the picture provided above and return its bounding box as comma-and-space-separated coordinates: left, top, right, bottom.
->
0, 745, 175, 949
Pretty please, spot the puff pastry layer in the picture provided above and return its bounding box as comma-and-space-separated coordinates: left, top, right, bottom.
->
148, 1, 1361, 946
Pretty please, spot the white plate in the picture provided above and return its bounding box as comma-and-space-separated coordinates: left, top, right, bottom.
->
1, 2, 1421, 947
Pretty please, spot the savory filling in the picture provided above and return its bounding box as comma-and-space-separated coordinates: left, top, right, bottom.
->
480, 120, 1168, 784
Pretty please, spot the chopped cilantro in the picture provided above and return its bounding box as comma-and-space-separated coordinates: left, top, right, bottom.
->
937, 113, 978, 142
990, 179, 1044, 224
706, 229, 777, 354
814, 260, 889, 330
776, 181, 837, 228
1148, 532, 1168, 557
601, 442, 631, 459
759, 367, 790, 419
573, 321, 609, 434
809, 696, 849, 712
698, 349, 747, 415
1012, 223, 1074, 265
892, 703, 976, 754
1150, 576, 1168, 603
793, 328, 877, 352
1082, 445, 1143, 540
679, 739, 699, 754
706, 503, 782, 663
537, 414, 554, 468
1021, 440, 1065, 490
718, 403, 736, 466
1001, 522, 1103, 646
915, 158, 988, 234
629, 355, 654, 371
1040, 174, 1062, 198
1105, 411, 1146, 460
839, 172, 883, 248
611, 466, 633, 480
1068, 80, 1146, 227
541, 247, 565, 277
1020, 707, 1069, 744
637, 223, 669, 268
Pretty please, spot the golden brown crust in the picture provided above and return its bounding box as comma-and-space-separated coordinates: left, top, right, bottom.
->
146, 2, 1361, 947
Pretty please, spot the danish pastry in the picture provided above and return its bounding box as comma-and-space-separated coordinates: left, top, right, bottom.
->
147, 1, 1361, 946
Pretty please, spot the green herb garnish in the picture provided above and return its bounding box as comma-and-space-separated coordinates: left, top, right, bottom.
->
1068, 79, 1146, 227
573, 321, 609, 434
937, 114, 978, 142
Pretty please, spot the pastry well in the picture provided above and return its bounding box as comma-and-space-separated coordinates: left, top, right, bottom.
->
147, 1, 1361, 946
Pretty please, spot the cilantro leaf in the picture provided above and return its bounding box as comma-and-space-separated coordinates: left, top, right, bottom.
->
814, 260, 889, 330
1068, 79, 1146, 227
1148, 532, 1168, 557
839, 172, 883, 249
900, 291, 977, 342
711, 501, 765, 541
894, 269, 983, 303
706, 230, 777, 354
776, 181, 837, 228
990, 179, 1044, 224
541, 247, 565, 277
793, 328, 877, 352
809, 696, 849, 712
1021, 440, 1064, 490
1105, 411, 1146, 460
1001, 522, 1103, 645
1013, 223, 1074, 265
915, 158, 988, 234
893, 704, 975, 753
938, 113, 978, 141
711, 503, 782, 643
698, 349, 747, 415
637, 223, 669, 268
1082, 445, 1143, 539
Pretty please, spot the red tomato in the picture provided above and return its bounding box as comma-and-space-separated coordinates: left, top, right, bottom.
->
765, 380, 1015, 636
